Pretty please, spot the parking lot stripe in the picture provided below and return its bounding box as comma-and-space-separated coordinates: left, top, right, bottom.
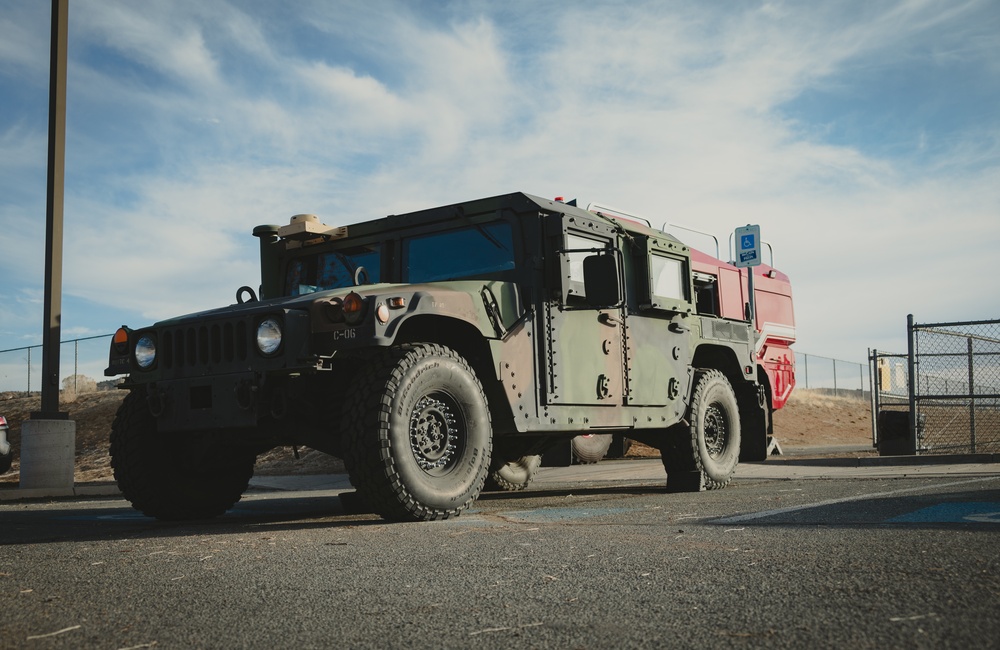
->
712, 476, 1000, 525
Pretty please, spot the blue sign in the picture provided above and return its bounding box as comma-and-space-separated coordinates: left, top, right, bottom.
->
734, 225, 761, 268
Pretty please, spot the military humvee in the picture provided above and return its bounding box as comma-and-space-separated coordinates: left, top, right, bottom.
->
106, 192, 795, 522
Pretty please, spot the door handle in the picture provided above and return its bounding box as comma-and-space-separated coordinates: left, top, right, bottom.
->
599, 313, 620, 327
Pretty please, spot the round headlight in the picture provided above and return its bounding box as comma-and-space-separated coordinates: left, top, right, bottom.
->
257, 318, 283, 355
135, 335, 157, 369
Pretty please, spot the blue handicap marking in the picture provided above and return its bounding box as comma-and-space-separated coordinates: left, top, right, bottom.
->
54, 512, 154, 521
887, 502, 1000, 524
741, 234, 755, 250
503, 506, 636, 523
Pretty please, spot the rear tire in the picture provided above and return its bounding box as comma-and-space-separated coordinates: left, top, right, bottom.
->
110, 389, 255, 520
341, 344, 492, 521
661, 370, 741, 491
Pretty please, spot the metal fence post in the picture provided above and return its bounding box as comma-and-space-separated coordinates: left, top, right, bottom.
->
833, 360, 838, 398
868, 349, 878, 446
967, 336, 976, 453
907, 314, 917, 453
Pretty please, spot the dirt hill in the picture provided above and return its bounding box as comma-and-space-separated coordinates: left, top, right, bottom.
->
0, 388, 873, 485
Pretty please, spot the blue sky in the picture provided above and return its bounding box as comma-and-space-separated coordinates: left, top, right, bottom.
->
0, 0, 998, 385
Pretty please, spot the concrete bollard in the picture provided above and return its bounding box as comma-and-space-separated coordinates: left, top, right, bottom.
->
19, 419, 76, 489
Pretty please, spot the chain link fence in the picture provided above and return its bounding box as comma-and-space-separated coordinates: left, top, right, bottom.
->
870, 316, 1000, 455
795, 351, 867, 398
0, 335, 114, 395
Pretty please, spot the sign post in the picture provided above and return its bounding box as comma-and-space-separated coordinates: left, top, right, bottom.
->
734, 224, 761, 323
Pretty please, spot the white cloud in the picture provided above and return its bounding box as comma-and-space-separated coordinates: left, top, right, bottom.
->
0, 5, 48, 79
74, 1, 222, 89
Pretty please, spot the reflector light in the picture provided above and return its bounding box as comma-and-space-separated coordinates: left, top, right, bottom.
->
388, 297, 406, 309
376, 303, 390, 324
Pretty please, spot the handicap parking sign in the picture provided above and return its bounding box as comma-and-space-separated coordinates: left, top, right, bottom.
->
734, 225, 761, 268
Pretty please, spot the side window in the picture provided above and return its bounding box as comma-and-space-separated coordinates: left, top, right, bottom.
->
693, 272, 719, 316
650, 254, 685, 303
564, 232, 609, 300
642, 245, 691, 313
403, 222, 515, 283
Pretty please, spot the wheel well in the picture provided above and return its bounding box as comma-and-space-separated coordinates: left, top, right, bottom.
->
691, 344, 744, 386
394, 316, 491, 370
693, 344, 769, 461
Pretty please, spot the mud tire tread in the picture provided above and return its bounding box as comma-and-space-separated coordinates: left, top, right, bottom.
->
341, 343, 491, 521
110, 389, 254, 520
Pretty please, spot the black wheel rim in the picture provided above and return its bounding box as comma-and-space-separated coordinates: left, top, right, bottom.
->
704, 402, 729, 458
409, 393, 463, 475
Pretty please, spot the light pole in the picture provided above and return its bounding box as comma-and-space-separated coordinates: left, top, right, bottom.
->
21, 0, 76, 492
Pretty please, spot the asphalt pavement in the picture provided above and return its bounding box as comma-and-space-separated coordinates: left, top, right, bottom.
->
2, 450, 999, 649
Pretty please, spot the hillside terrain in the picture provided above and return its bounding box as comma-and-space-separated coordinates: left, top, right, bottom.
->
0, 388, 873, 485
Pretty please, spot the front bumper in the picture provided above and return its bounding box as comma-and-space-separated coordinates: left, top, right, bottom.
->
143, 372, 269, 433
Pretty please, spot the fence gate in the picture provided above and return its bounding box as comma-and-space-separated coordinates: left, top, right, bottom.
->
871, 316, 1000, 455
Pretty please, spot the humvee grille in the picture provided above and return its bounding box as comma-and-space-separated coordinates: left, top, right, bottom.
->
160, 321, 250, 371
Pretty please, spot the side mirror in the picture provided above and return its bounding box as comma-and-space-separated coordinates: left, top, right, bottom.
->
583, 254, 621, 307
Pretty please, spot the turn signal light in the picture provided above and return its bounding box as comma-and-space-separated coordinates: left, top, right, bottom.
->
343, 292, 366, 325
113, 327, 129, 354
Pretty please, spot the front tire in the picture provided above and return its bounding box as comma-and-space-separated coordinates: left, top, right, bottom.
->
342, 344, 492, 521
110, 389, 255, 520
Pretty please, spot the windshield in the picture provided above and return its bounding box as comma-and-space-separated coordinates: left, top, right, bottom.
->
284, 245, 380, 296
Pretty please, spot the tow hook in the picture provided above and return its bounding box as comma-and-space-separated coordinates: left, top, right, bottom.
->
147, 387, 167, 418
235, 379, 257, 411
270, 390, 288, 419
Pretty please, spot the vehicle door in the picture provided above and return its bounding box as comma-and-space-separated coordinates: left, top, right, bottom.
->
623, 236, 694, 408
543, 218, 626, 406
